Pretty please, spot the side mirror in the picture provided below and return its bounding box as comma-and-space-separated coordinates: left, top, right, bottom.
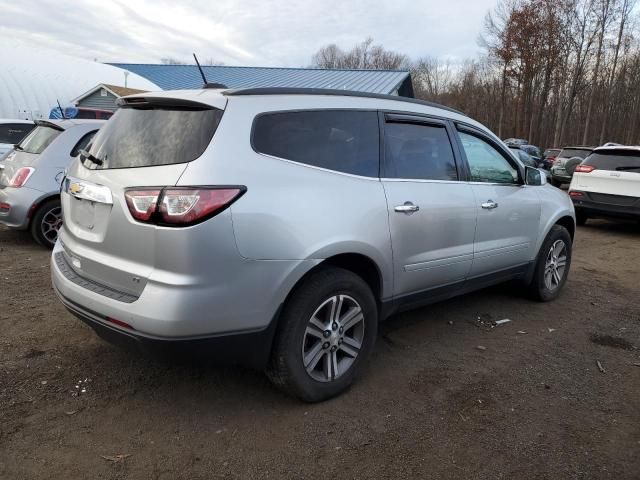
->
525, 166, 546, 186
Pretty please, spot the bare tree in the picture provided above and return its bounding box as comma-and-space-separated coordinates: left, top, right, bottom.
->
311, 38, 410, 70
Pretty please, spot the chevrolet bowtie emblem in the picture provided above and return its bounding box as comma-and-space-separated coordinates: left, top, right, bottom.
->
69, 183, 84, 195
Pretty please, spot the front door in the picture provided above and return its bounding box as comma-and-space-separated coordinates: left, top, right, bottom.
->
455, 128, 541, 277
381, 115, 477, 297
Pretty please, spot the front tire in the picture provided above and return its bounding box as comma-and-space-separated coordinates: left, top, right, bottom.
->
527, 225, 572, 302
30, 198, 62, 249
267, 267, 378, 402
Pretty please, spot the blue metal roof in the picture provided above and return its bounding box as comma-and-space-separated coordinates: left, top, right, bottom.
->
110, 64, 412, 96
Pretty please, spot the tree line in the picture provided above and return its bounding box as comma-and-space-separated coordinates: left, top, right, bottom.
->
311, 0, 639, 149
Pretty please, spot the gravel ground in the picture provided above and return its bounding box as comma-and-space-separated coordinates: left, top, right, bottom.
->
1, 220, 639, 480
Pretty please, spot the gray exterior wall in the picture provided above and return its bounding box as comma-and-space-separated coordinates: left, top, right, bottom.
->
76, 89, 118, 111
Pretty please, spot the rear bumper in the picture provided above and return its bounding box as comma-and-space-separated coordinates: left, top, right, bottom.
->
571, 196, 640, 220
54, 284, 279, 369
0, 186, 41, 229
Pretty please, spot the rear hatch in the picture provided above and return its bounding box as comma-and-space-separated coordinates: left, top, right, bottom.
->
59, 94, 226, 296
0, 121, 63, 187
571, 149, 640, 202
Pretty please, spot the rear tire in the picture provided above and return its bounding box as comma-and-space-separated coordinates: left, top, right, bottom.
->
267, 267, 378, 402
30, 198, 62, 249
527, 225, 572, 302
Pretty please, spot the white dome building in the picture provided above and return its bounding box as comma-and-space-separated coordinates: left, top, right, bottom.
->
0, 41, 159, 120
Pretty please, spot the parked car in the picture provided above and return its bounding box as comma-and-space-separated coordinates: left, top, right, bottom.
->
508, 145, 550, 180
0, 119, 104, 247
0, 119, 35, 158
49, 106, 114, 120
520, 144, 542, 161
503, 137, 528, 146
51, 88, 575, 402
550, 146, 593, 187
568, 145, 640, 225
542, 148, 561, 170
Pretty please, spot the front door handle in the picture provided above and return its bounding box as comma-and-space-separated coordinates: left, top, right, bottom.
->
394, 202, 419, 214
481, 200, 499, 210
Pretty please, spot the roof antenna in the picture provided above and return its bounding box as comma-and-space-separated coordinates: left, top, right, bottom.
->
56, 99, 66, 119
193, 53, 228, 89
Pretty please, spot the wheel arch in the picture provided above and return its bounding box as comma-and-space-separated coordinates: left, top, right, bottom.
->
27, 193, 61, 227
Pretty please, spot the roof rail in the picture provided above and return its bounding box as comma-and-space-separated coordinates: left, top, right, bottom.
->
222, 87, 464, 115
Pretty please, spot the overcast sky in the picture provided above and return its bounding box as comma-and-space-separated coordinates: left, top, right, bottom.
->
0, 0, 497, 67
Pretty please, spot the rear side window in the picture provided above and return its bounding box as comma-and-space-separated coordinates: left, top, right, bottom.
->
252, 110, 379, 177
560, 148, 590, 159
383, 122, 458, 180
84, 106, 223, 169
18, 125, 62, 154
0, 123, 34, 144
70, 130, 97, 157
583, 151, 640, 173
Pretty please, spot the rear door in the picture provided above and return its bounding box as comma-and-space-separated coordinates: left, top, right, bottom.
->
454, 126, 541, 277
59, 97, 225, 296
381, 114, 476, 297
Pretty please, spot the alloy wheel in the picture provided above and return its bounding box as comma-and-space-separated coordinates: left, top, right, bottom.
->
40, 206, 63, 246
544, 239, 567, 291
302, 294, 365, 382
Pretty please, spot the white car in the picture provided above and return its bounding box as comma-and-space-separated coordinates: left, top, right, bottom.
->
568, 145, 640, 225
0, 119, 35, 158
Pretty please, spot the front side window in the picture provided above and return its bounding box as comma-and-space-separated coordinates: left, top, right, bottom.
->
252, 110, 379, 177
17, 125, 62, 154
383, 122, 458, 180
459, 131, 519, 184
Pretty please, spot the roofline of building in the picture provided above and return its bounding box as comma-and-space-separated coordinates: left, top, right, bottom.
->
110, 63, 411, 74
71, 83, 123, 104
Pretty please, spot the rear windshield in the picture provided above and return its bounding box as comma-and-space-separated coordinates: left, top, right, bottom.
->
17, 125, 62, 154
83, 106, 223, 169
0, 123, 34, 144
583, 151, 640, 172
559, 148, 590, 159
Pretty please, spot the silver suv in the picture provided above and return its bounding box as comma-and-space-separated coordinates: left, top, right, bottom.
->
51, 88, 575, 401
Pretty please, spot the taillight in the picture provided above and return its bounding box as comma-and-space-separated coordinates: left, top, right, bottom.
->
124, 186, 246, 227
125, 189, 161, 222
9, 167, 35, 187
569, 191, 584, 197
575, 165, 596, 173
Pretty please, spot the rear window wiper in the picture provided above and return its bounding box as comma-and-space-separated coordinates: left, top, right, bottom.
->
80, 149, 103, 166
615, 166, 640, 171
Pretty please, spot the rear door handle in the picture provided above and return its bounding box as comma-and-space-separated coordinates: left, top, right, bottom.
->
481, 200, 498, 210
394, 202, 419, 214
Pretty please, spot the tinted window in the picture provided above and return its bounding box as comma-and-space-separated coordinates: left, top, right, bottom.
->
0, 123, 34, 144
384, 122, 457, 180
84, 106, 222, 169
70, 130, 97, 157
18, 125, 62, 154
253, 110, 379, 177
583, 151, 640, 172
559, 148, 590, 159
459, 131, 519, 184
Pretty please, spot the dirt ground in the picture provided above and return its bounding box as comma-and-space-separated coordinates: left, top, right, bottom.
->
1, 219, 639, 480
